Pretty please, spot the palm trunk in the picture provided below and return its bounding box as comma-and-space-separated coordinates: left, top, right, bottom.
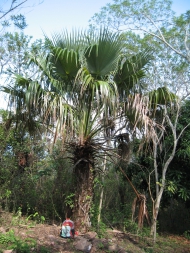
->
73, 160, 94, 233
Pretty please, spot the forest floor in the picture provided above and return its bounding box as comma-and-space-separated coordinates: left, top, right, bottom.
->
0, 211, 190, 253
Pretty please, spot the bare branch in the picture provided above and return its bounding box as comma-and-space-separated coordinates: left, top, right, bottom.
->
0, 0, 28, 20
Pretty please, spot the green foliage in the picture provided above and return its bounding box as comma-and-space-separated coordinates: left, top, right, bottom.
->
26, 212, 45, 224
124, 220, 138, 234
138, 226, 152, 237
11, 207, 23, 226
0, 32, 38, 78
183, 230, 190, 240
37, 246, 51, 253
64, 193, 75, 209
0, 230, 36, 253
0, 1, 28, 31
144, 248, 154, 253
0, 230, 17, 245
0, 130, 75, 221
0, 9, 190, 238
90, 0, 173, 32
11, 14, 27, 30
96, 221, 107, 238
178, 188, 190, 201
89, 203, 97, 226
90, 0, 190, 65
97, 241, 104, 249
1, 27, 154, 233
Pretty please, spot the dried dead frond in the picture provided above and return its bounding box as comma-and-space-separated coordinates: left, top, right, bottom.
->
132, 194, 151, 229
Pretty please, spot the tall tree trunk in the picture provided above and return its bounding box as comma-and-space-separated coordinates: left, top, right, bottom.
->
98, 155, 107, 224
150, 109, 178, 242
150, 187, 164, 242
73, 161, 94, 233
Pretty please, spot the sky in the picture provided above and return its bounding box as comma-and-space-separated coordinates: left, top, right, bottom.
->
16, 0, 190, 40
18, 0, 111, 39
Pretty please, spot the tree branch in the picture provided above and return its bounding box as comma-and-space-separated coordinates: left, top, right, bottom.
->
0, 0, 28, 20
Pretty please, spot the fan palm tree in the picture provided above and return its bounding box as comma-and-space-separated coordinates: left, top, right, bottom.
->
2, 28, 153, 232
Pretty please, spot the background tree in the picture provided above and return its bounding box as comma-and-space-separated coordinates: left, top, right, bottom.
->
0, 0, 44, 32
0, 0, 28, 32
0, 32, 42, 75
0, 1, 44, 109
90, 0, 190, 63
89, 2, 190, 238
0, 107, 75, 221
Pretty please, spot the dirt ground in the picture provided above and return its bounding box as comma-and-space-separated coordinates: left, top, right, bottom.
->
1, 211, 190, 253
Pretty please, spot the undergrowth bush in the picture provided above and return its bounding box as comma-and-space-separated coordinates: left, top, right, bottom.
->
95, 221, 107, 238
0, 230, 36, 253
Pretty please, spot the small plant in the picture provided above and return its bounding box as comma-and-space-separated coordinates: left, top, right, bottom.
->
124, 220, 138, 234
97, 242, 104, 249
184, 230, 190, 240
0, 230, 17, 246
144, 248, 154, 253
0, 230, 36, 253
139, 226, 151, 237
40, 215, 45, 224
11, 207, 23, 225
96, 221, 107, 238
12, 240, 31, 253
26, 212, 45, 224
38, 245, 51, 253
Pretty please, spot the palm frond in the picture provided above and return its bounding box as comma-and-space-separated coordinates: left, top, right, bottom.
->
46, 29, 86, 51
51, 47, 80, 78
115, 48, 153, 96
149, 87, 177, 108
85, 28, 124, 77
76, 68, 118, 112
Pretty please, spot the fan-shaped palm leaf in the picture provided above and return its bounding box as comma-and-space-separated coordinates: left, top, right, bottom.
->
46, 29, 86, 51
85, 28, 124, 77
50, 47, 80, 78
